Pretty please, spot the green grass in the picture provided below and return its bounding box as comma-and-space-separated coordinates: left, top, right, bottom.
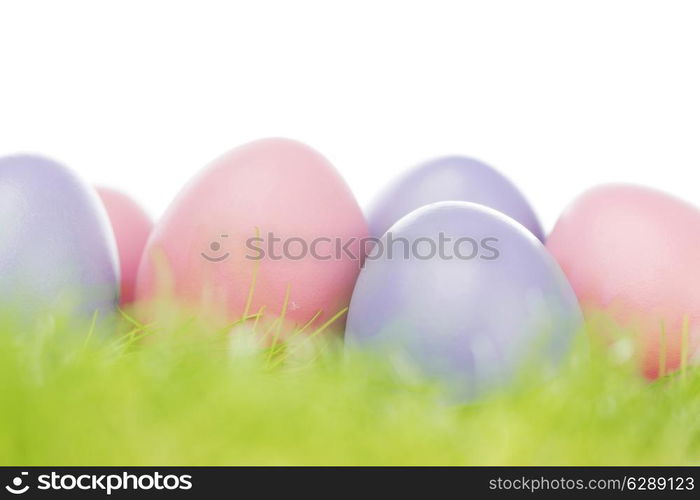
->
0, 307, 699, 466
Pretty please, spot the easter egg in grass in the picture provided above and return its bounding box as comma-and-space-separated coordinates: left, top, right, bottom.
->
346, 201, 582, 400
97, 187, 153, 305
547, 184, 700, 379
135, 138, 368, 338
0, 155, 119, 323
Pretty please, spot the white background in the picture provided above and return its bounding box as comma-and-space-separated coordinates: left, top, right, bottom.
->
1, 0, 698, 232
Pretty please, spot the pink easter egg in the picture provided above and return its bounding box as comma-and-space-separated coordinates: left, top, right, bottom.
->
97, 187, 153, 305
135, 138, 368, 333
547, 184, 700, 378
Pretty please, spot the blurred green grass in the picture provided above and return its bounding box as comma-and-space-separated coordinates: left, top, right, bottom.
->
0, 309, 698, 466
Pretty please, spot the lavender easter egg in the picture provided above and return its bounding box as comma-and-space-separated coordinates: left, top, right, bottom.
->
136, 138, 368, 333
0, 155, 119, 319
346, 202, 581, 399
547, 185, 700, 379
97, 187, 153, 305
368, 156, 544, 240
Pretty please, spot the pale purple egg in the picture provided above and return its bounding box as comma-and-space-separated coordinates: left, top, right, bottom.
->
0, 155, 120, 320
346, 202, 581, 400
367, 156, 544, 241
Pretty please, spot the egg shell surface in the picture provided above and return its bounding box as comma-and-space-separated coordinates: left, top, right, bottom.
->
136, 138, 368, 331
346, 201, 582, 399
367, 156, 544, 241
546, 184, 700, 378
97, 187, 153, 305
0, 155, 120, 319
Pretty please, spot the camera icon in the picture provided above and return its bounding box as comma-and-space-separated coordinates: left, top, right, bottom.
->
5, 472, 29, 495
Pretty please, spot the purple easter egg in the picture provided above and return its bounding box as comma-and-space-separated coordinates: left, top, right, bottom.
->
346, 202, 581, 399
0, 155, 120, 320
367, 156, 544, 241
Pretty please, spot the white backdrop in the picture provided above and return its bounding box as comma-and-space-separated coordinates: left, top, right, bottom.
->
1, 0, 699, 232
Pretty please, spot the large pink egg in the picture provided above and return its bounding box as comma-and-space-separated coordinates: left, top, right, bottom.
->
135, 138, 368, 333
547, 185, 700, 378
97, 187, 153, 305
